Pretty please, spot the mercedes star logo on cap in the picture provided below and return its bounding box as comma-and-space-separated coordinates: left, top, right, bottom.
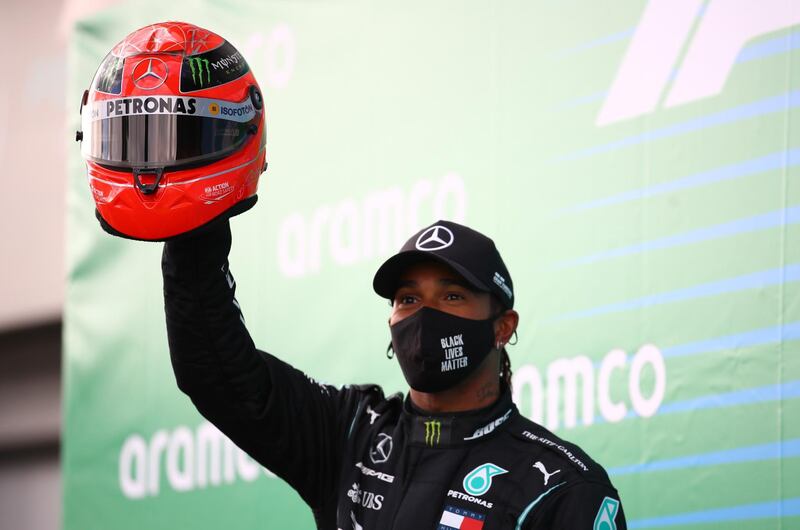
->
415, 225, 454, 251
132, 58, 168, 90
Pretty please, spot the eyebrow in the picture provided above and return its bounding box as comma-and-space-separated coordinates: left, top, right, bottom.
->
396, 278, 476, 291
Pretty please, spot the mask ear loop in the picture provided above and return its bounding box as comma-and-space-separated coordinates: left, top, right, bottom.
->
386, 342, 395, 359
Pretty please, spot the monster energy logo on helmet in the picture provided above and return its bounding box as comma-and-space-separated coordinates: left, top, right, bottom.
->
188, 57, 211, 87
424, 420, 441, 446
180, 41, 250, 93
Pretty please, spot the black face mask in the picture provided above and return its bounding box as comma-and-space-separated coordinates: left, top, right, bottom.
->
390, 307, 497, 393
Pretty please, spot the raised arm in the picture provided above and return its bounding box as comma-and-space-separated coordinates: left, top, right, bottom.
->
162, 220, 266, 421
161, 219, 368, 514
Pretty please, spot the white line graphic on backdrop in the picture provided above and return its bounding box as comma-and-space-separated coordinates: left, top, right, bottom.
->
597, 0, 800, 126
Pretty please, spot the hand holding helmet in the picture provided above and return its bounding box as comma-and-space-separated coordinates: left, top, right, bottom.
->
76, 22, 266, 241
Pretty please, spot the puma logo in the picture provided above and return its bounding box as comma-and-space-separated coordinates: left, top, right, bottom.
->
533, 461, 561, 486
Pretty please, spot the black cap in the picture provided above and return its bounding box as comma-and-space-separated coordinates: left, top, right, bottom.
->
373, 220, 514, 308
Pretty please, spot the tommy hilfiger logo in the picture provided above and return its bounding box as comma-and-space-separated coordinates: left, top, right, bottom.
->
438, 505, 485, 530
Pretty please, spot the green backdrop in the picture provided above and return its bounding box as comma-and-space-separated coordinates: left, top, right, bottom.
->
64, 1, 800, 528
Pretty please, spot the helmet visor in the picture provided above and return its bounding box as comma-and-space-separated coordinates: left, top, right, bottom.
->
81, 94, 260, 168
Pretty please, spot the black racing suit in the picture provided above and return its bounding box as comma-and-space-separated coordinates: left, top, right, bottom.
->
162, 220, 627, 530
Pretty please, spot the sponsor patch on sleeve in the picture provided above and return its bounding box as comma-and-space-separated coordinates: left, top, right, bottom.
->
593, 496, 620, 530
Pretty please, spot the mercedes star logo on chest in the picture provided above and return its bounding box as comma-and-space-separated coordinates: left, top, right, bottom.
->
369, 433, 393, 464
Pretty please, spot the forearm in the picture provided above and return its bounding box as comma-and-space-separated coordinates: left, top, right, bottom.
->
161, 219, 269, 418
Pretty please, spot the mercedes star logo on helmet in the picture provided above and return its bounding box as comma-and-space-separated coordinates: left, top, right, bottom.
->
132, 58, 168, 90
369, 433, 393, 464
415, 225, 454, 251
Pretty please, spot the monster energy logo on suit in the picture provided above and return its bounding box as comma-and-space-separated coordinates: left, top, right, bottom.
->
181, 41, 250, 92
424, 420, 441, 446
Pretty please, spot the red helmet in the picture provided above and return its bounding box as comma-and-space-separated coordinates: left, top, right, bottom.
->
77, 22, 266, 241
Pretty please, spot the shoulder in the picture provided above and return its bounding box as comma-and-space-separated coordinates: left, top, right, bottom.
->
340, 383, 402, 408
339, 383, 404, 431
499, 413, 626, 528
505, 413, 606, 483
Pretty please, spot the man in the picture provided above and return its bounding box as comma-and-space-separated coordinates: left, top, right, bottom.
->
76, 22, 624, 530
162, 218, 627, 529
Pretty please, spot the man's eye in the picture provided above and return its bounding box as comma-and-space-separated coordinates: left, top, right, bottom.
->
397, 295, 416, 305
445, 293, 465, 301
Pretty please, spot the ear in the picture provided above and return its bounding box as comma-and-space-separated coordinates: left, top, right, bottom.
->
494, 310, 519, 346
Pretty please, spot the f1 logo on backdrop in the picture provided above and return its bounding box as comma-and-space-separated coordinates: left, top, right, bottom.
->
597, 0, 800, 126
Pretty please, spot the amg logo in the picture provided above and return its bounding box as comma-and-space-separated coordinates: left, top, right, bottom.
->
355, 462, 394, 484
